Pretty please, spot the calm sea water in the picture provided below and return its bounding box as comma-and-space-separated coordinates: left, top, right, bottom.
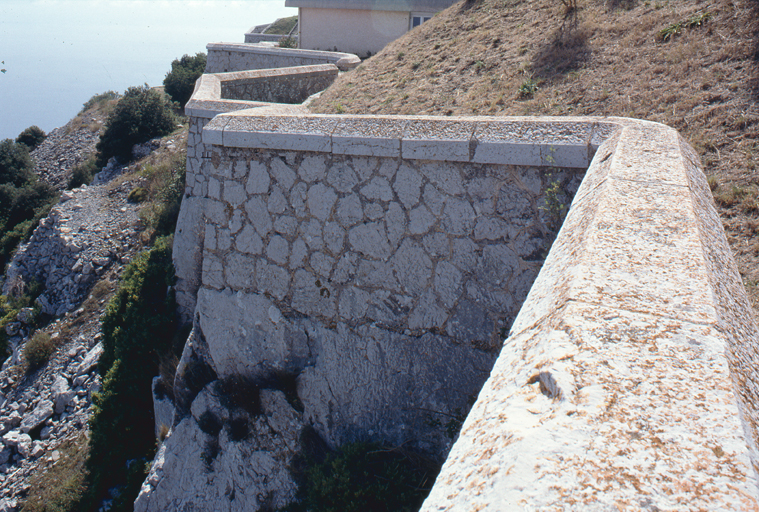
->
0, 0, 295, 140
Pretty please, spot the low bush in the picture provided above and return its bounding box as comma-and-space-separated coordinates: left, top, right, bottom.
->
127, 187, 149, 203
24, 331, 54, 369
67, 156, 98, 189
0, 139, 58, 270
278, 36, 298, 49
0, 139, 33, 186
163, 53, 207, 108
288, 442, 439, 512
16, 126, 46, 151
95, 85, 177, 167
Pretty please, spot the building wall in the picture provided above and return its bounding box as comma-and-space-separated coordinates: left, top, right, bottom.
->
298, 7, 412, 57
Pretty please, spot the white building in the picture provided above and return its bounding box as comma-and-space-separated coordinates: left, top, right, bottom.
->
284, 0, 456, 57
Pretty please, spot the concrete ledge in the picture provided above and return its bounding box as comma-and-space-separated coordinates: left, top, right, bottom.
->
205, 42, 360, 72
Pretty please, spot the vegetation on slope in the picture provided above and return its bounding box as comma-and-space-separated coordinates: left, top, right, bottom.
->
265, 15, 298, 35
163, 53, 207, 108
95, 85, 177, 167
311, 0, 759, 308
0, 136, 58, 274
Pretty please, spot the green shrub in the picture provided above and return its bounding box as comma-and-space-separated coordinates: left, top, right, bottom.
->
67, 156, 98, 189
288, 442, 438, 512
0, 139, 33, 186
95, 85, 177, 167
24, 331, 54, 369
127, 187, 149, 203
518, 77, 539, 98
163, 53, 207, 108
278, 36, 298, 49
85, 236, 178, 510
16, 126, 46, 151
0, 139, 58, 270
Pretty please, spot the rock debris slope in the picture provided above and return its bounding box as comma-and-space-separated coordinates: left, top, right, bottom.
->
0, 119, 183, 510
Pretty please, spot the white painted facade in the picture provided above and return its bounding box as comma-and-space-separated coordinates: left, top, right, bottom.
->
285, 0, 454, 57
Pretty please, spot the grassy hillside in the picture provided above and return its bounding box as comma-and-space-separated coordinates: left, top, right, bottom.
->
311, 0, 759, 309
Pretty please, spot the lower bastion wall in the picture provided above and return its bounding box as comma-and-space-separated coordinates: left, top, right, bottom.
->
136, 59, 759, 510
205, 42, 360, 73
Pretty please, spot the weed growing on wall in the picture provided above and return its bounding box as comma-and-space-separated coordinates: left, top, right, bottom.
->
541, 175, 568, 232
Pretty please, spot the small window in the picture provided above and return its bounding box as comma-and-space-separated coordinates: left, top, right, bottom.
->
410, 15, 433, 29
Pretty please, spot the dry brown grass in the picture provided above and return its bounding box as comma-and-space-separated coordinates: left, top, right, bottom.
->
311, 0, 759, 310
18, 433, 89, 512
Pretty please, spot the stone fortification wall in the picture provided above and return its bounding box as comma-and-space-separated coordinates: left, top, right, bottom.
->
205, 42, 360, 73
421, 120, 759, 510
218, 64, 338, 104
244, 33, 290, 43
174, 110, 591, 444
146, 64, 759, 510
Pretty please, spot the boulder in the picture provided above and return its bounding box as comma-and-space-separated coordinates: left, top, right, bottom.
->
76, 342, 102, 376
0, 498, 17, 512
0, 447, 11, 465
1, 430, 22, 448
30, 441, 45, 458
134, 385, 305, 512
16, 434, 32, 458
20, 400, 54, 433
16, 308, 35, 324
51, 375, 75, 414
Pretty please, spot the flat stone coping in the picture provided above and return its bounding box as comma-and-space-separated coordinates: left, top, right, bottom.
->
205, 42, 361, 71
184, 65, 337, 120
195, 110, 759, 508
202, 111, 621, 168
